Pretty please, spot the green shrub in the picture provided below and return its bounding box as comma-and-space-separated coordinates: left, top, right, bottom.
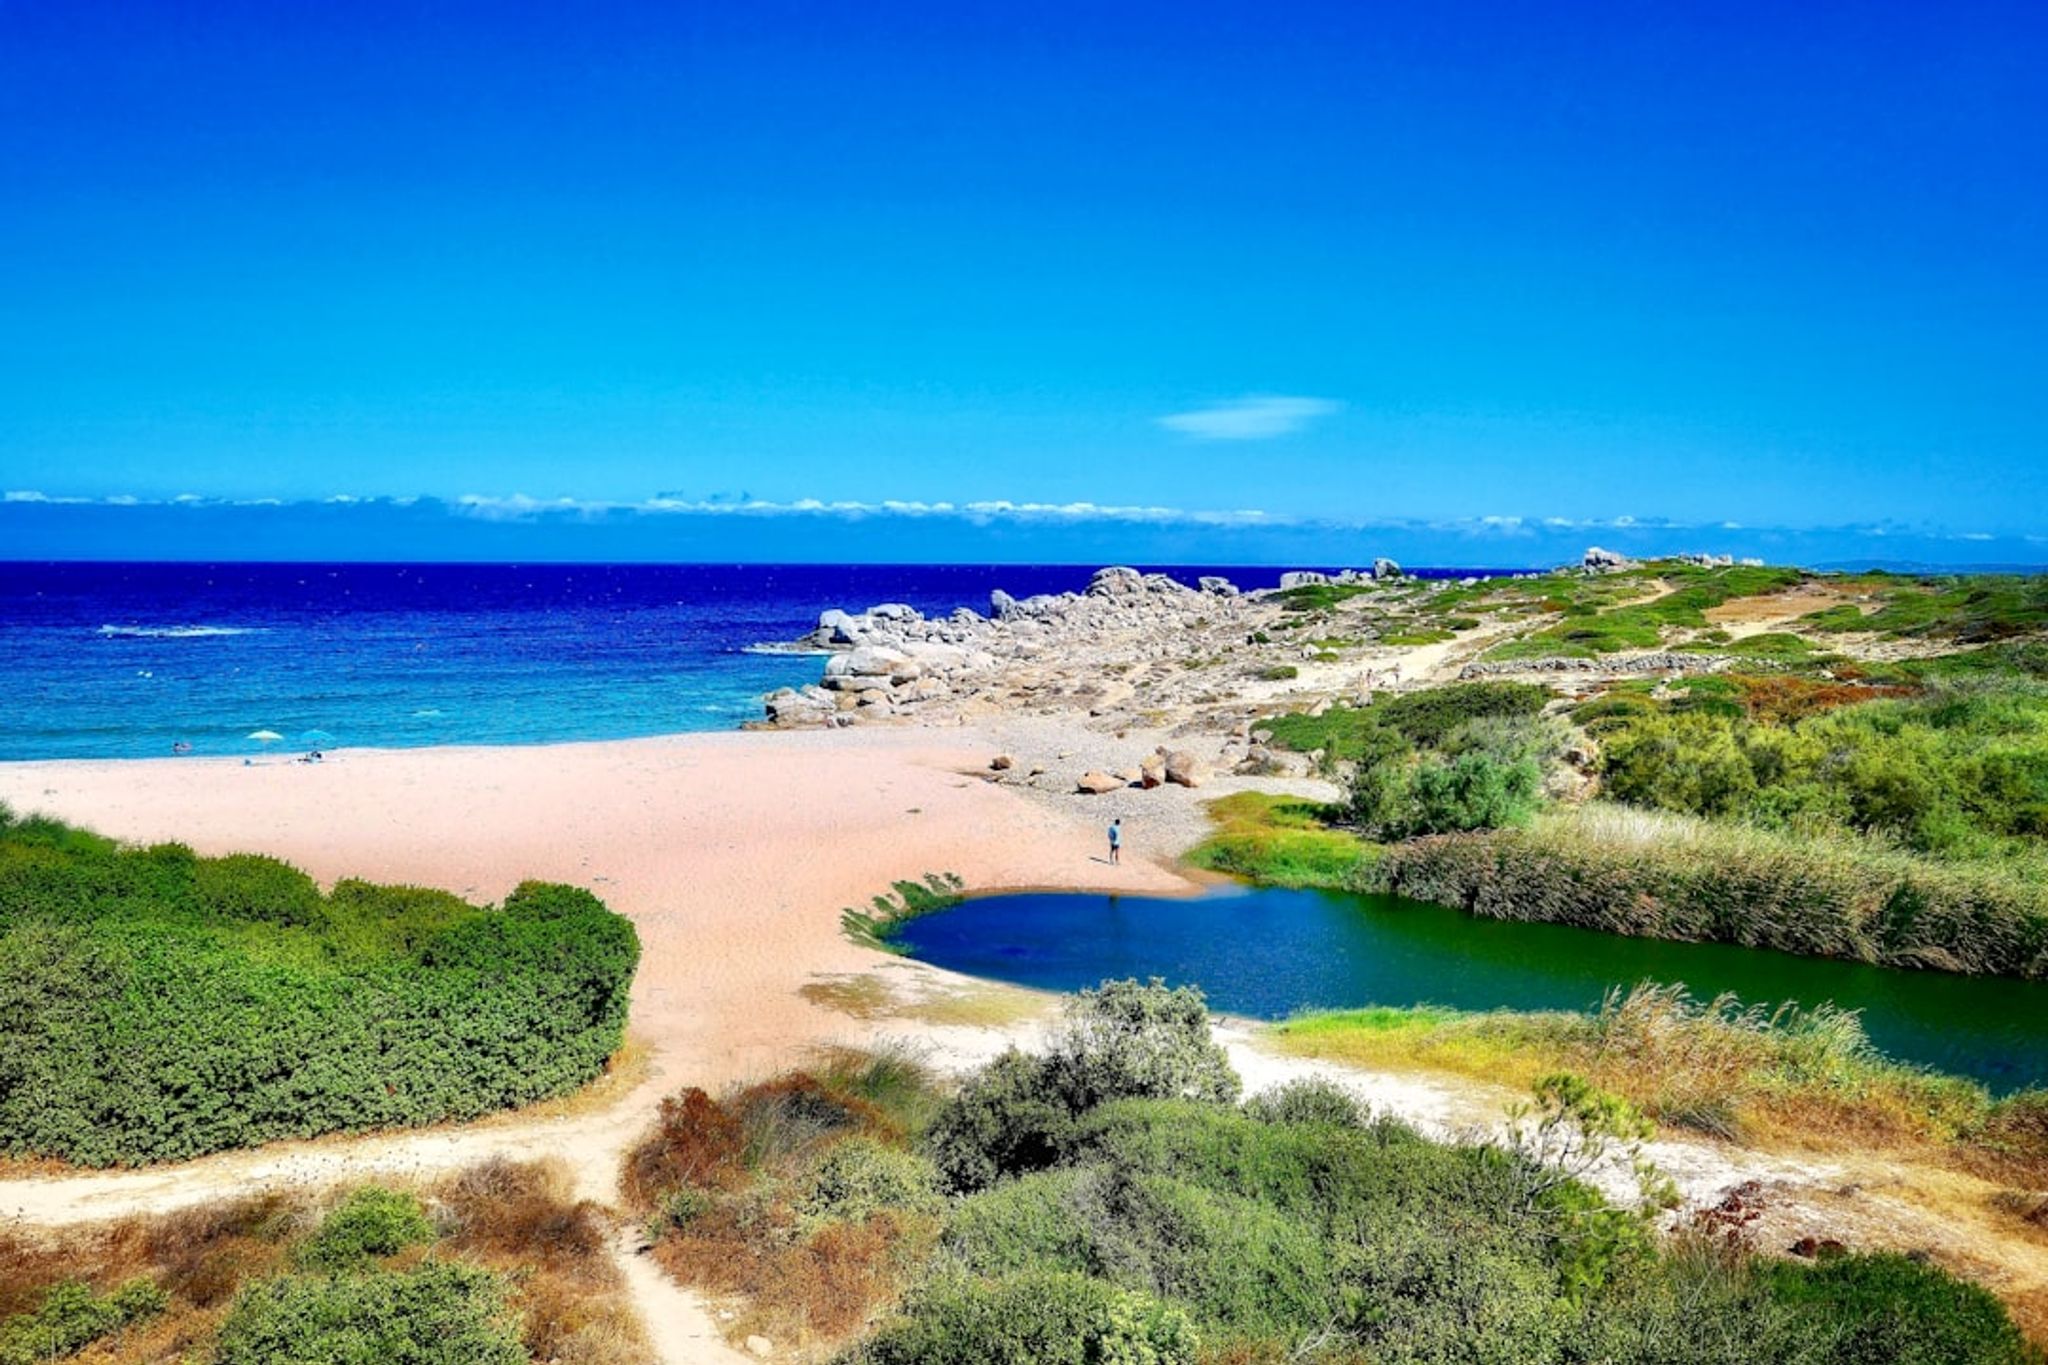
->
212, 1261, 525, 1365
1046, 979, 1240, 1112
925, 982, 1240, 1193
1262, 683, 1551, 764
924, 1049, 1077, 1193
798, 1136, 942, 1230
1758, 1250, 2039, 1365
1350, 752, 1542, 839
944, 1165, 1339, 1339
192, 854, 325, 927
855, 1270, 1196, 1365
1243, 1077, 1372, 1129
1593, 681, 2048, 858
299, 1187, 437, 1270
0, 818, 640, 1165
0, 1278, 167, 1365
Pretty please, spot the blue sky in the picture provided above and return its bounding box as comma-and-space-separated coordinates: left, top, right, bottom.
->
2, 2, 2044, 562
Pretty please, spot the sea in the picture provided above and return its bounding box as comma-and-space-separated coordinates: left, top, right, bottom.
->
0, 561, 1504, 762
0, 560, 1507, 765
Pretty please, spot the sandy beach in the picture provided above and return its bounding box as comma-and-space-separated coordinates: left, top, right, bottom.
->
0, 725, 1219, 1212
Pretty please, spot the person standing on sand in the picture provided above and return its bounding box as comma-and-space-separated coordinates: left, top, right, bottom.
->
1107, 818, 1122, 865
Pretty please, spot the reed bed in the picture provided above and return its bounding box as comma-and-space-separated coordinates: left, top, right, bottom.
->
1369, 805, 2048, 978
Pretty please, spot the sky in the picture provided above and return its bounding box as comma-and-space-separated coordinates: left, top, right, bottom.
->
2, 1, 2044, 563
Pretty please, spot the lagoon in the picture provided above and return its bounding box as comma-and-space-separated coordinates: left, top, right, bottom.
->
897, 883, 2048, 1093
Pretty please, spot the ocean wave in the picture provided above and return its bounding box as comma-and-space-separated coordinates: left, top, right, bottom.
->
742, 641, 830, 656
98, 624, 265, 639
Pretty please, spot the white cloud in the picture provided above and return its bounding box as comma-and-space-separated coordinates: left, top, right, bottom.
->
1157, 395, 1342, 441
449, 493, 1284, 528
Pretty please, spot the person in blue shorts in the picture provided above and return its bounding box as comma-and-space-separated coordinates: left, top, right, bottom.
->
1108, 818, 1122, 864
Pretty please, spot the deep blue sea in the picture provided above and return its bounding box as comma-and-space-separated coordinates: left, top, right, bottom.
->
0, 562, 1506, 761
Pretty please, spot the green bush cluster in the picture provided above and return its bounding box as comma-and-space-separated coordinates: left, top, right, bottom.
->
856, 1269, 1197, 1365
798, 1135, 943, 1231
1800, 574, 2048, 643
0, 1278, 166, 1365
1264, 681, 1552, 761
1258, 683, 1556, 841
212, 1260, 525, 1365
1593, 682, 2048, 859
924, 980, 1238, 1193
871, 984, 2040, 1364
0, 810, 640, 1165
300, 1188, 438, 1271
1242, 1077, 1373, 1128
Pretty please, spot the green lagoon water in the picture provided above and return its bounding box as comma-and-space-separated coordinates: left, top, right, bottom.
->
898, 883, 2048, 1092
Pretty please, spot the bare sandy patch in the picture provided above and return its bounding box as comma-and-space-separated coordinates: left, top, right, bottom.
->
1704, 582, 1865, 633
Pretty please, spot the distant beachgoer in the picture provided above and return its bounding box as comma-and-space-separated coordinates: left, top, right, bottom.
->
1108, 818, 1122, 865
171, 740, 192, 755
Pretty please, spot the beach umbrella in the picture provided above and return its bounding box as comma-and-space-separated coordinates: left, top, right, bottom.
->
246, 729, 284, 743
299, 729, 337, 749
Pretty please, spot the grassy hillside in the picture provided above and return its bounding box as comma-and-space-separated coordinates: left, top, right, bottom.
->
0, 808, 640, 1166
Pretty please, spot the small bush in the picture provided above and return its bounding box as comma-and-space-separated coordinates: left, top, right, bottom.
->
926, 982, 1240, 1193
0, 1278, 167, 1365
1047, 979, 1240, 1113
299, 1187, 437, 1270
798, 1137, 941, 1231
925, 1049, 1076, 1194
623, 1087, 747, 1206
1242, 1078, 1371, 1129
855, 1270, 1197, 1365
1758, 1250, 2039, 1365
213, 1260, 526, 1365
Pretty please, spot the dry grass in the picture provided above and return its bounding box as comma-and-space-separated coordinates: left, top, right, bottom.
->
1273, 984, 2045, 1182
0, 1160, 646, 1365
0, 1191, 305, 1362
800, 968, 1047, 1029
436, 1157, 649, 1365
622, 1058, 947, 1360
1704, 583, 1864, 628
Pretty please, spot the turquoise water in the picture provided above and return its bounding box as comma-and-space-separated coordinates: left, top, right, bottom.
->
897, 884, 2048, 1092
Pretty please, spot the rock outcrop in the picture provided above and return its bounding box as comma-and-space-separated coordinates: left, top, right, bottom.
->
1581, 546, 1636, 573
764, 566, 1258, 728
1458, 652, 1735, 679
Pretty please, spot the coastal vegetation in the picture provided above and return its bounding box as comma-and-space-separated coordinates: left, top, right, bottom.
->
1218, 611, 2048, 978
840, 873, 968, 952
0, 1158, 643, 1364
1272, 984, 2048, 1183
624, 981, 2039, 1363
0, 807, 640, 1166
